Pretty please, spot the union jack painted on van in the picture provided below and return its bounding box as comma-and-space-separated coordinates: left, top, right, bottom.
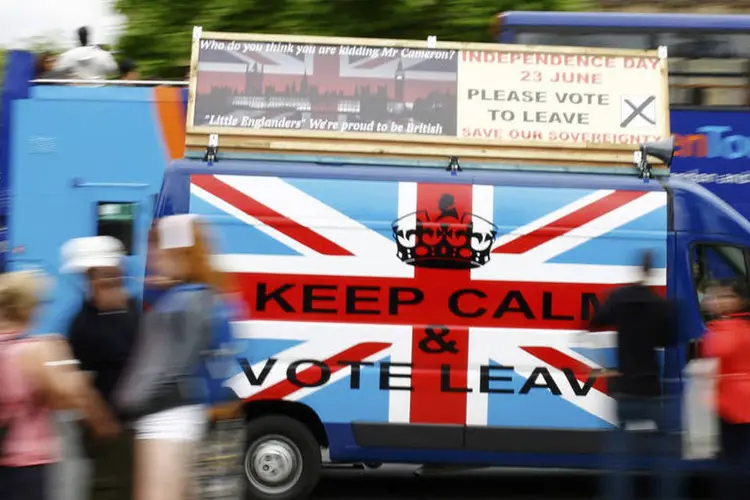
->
189, 174, 667, 431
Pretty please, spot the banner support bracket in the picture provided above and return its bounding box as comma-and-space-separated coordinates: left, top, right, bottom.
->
204, 133, 219, 165
446, 156, 462, 176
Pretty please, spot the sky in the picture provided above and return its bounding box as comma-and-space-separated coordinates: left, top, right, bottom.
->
0, 0, 125, 48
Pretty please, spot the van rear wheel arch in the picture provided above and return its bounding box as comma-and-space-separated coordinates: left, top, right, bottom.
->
242, 400, 328, 448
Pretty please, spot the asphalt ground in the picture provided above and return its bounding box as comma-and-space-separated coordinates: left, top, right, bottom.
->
311, 466, 716, 499
52, 414, 717, 500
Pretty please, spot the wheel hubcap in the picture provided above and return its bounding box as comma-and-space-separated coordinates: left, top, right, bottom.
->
245, 435, 302, 495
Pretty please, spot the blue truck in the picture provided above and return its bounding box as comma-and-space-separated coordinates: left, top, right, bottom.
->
155, 150, 748, 499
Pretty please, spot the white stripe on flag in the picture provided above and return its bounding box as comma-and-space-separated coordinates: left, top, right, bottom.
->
522, 192, 667, 263
467, 327, 616, 426
216, 175, 396, 257
191, 183, 318, 256
227, 321, 405, 406
472, 259, 666, 284
491, 190, 614, 251
472, 184, 494, 224
214, 254, 414, 278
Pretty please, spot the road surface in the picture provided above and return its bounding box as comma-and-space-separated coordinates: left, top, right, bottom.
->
52, 414, 715, 500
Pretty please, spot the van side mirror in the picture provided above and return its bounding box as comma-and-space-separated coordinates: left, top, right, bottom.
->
634, 137, 675, 179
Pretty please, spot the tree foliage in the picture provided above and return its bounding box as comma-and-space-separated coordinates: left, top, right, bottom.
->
0, 33, 68, 87
0, 49, 6, 83
115, 0, 585, 79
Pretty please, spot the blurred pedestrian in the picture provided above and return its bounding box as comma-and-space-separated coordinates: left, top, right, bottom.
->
589, 250, 680, 500
703, 279, 750, 500
702, 280, 730, 321
34, 52, 72, 83
0, 271, 119, 500
118, 59, 140, 81
54, 26, 118, 83
115, 214, 239, 500
61, 236, 139, 500
34, 52, 55, 78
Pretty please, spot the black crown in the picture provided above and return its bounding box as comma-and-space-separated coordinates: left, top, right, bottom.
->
391, 194, 498, 270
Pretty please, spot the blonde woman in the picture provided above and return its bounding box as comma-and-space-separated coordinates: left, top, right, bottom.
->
0, 271, 119, 500
115, 214, 239, 500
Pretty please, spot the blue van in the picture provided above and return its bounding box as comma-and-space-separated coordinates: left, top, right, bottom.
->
154, 155, 749, 499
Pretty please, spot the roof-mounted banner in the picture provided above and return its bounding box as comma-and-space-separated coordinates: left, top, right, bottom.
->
185, 31, 670, 167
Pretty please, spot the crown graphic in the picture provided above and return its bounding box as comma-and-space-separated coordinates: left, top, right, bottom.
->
391, 193, 498, 270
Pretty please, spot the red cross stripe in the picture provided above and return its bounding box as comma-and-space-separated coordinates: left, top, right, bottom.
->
195, 174, 353, 256
492, 190, 648, 254
191, 175, 650, 423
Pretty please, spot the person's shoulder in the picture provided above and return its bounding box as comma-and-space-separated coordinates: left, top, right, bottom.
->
15, 334, 62, 364
155, 284, 209, 312
58, 46, 86, 60
719, 315, 750, 330
67, 308, 85, 333
56, 47, 75, 58
93, 47, 115, 60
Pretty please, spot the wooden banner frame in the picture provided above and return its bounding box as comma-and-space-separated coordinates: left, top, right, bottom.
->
186, 31, 671, 168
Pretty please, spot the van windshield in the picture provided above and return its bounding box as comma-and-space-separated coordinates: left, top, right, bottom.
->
692, 243, 750, 319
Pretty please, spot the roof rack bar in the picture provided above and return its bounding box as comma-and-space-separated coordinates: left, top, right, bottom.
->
30, 79, 188, 86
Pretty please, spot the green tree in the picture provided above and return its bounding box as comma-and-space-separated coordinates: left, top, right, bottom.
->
115, 0, 585, 78
0, 49, 6, 83
22, 32, 67, 55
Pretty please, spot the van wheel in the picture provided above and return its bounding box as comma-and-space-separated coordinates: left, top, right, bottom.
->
243, 416, 321, 500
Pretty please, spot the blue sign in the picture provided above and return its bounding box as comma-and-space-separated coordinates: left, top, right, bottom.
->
671, 109, 750, 221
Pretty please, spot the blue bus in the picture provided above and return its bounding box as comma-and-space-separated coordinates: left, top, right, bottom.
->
495, 11, 750, 107
495, 11, 750, 220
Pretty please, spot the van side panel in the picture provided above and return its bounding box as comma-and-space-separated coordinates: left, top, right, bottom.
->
189, 172, 667, 464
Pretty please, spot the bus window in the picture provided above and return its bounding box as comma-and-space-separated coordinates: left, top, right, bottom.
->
659, 32, 750, 59
691, 243, 749, 318
515, 30, 651, 50
97, 202, 137, 255
660, 32, 750, 106
513, 28, 750, 106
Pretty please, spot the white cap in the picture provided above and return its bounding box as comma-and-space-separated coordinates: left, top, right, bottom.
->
158, 214, 199, 250
60, 236, 125, 274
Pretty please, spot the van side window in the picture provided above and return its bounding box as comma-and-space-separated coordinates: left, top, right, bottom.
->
691, 243, 749, 315
97, 202, 136, 255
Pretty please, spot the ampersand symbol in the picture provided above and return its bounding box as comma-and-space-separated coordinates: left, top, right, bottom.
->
418, 325, 458, 354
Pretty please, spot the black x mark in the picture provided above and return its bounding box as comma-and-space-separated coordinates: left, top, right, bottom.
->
620, 96, 656, 128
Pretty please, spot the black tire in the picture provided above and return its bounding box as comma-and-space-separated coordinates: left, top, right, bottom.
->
243, 415, 322, 500
364, 462, 382, 469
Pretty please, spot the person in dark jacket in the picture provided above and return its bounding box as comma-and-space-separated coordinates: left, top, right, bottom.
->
61, 236, 139, 500
590, 250, 680, 500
